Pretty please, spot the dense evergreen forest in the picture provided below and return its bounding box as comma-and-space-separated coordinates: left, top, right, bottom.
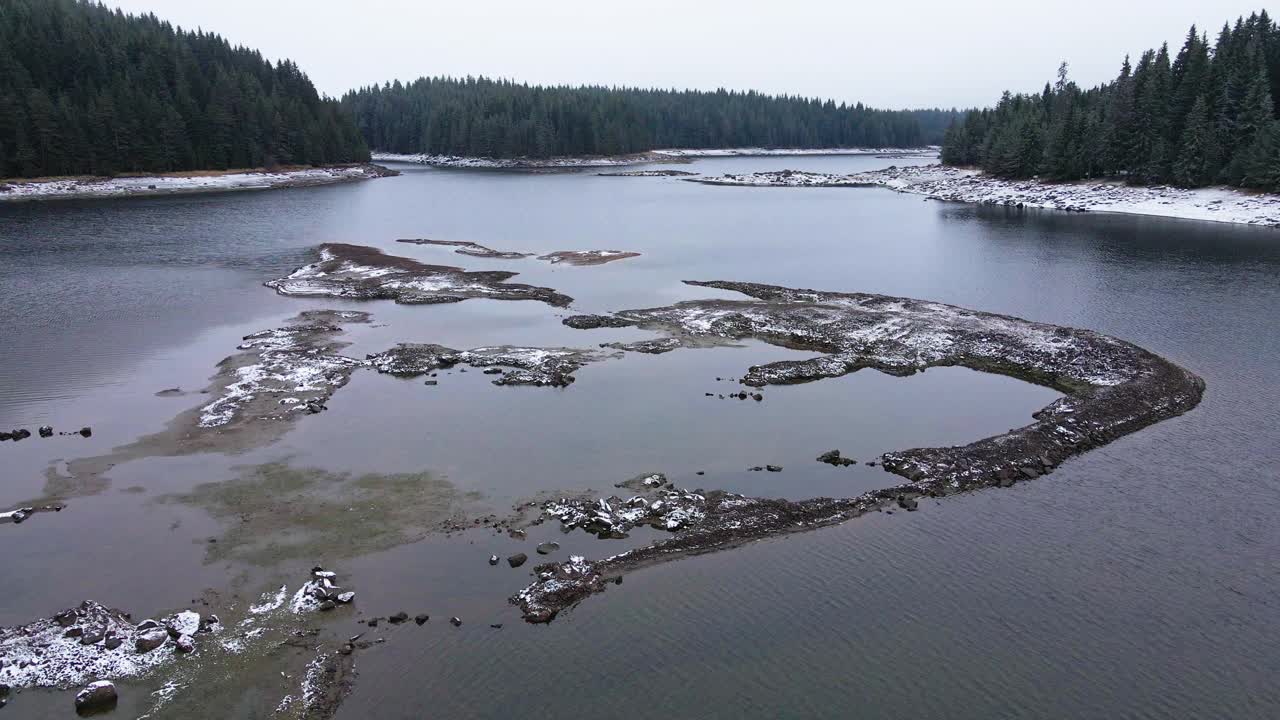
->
342, 78, 955, 158
942, 10, 1280, 191
0, 0, 368, 179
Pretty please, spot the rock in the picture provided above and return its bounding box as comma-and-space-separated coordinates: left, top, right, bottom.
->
79, 629, 105, 645
897, 495, 919, 512
135, 619, 160, 631
336, 591, 355, 603
414, 614, 429, 625
535, 542, 560, 555
450, 617, 462, 627
63, 627, 84, 638
817, 450, 856, 467
339, 643, 353, 655
388, 611, 409, 624
366, 618, 379, 627
38, 426, 54, 438
507, 553, 528, 568
483, 368, 503, 375
174, 634, 195, 653
507, 528, 527, 539
488, 555, 499, 566
78, 427, 92, 438
306, 401, 324, 414
490, 623, 503, 629
75, 681, 117, 715
135, 627, 169, 653
103, 636, 123, 650
318, 600, 336, 611
766, 465, 782, 472
423, 380, 438, 386
54, 609, 78, 627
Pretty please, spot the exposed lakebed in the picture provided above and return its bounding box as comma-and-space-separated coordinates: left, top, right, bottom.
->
1, 154, 1277, 719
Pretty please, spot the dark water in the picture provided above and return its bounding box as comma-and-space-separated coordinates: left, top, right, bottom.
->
1, 154, 1278, 719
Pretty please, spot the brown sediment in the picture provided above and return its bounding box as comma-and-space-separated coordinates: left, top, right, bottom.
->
157, 462, 482, 566
266, 243, 573, 307
512, 281, 1204, 622
34, 310, 370, 504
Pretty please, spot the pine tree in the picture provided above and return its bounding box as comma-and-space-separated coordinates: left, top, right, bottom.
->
1173, 95, 1217, 186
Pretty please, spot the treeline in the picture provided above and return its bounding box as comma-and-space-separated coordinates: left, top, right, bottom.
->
342, 77, 955, 158
0, 0, 368, 179
942, 10, 1280, 191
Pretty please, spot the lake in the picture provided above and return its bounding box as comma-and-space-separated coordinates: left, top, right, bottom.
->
1, 153, 1278, 719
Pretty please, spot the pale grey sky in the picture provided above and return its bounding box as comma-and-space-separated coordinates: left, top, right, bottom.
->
109, 0, 1262, 108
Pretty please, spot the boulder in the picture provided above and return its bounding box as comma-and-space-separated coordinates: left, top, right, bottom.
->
388, 611, 409, 624
414, 614, 429, 625
449, 616, 462, 627
174, 634, 195, 654
488, 555, 499, 566
766, 465, 782, 472
135, 627, 169, 653
336, 592, 355, 603
535, 542, 560, 555
897, 495, 919, 512
507, 553, 528, 568
75, 681, 118, 715
38, 426, 54, 438
78, 427, 92, 438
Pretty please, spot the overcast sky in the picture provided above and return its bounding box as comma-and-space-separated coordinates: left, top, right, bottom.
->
106, 0, 1261, 108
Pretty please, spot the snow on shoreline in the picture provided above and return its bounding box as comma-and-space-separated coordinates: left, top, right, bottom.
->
0, 165, 389, 202
694, 164, 1280, 228
371, 152, 650, 169
372, 146, 938, 169
652, 146, 938, 158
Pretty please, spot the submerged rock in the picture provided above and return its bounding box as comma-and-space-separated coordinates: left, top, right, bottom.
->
74, 680, 117, 715
535, 542, 560, 555
396, 238, 534, 260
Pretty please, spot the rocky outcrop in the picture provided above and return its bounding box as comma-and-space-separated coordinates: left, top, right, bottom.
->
266, 243, 573, 307
512, 282, 1204, 623
537, 250, 640, 266
367, 344, 618, 388
396, 239, 533, 260
196, 310, 370, 429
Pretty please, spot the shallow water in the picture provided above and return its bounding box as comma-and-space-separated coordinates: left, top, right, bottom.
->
1, 153, 1278, 718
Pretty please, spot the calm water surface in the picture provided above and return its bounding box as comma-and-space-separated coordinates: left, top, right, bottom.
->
1, 154, 1278, 719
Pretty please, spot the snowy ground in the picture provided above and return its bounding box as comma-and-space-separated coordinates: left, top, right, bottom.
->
372, 146, 938, 169
693, 164, 1280, 228
652, 146, 938, 158
371, 152, 653, 168
0, 165, 388, 202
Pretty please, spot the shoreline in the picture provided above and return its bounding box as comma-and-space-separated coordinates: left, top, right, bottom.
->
0, 163, 396, 203
689, 165, 1280, 228
371, 146, 938, 169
